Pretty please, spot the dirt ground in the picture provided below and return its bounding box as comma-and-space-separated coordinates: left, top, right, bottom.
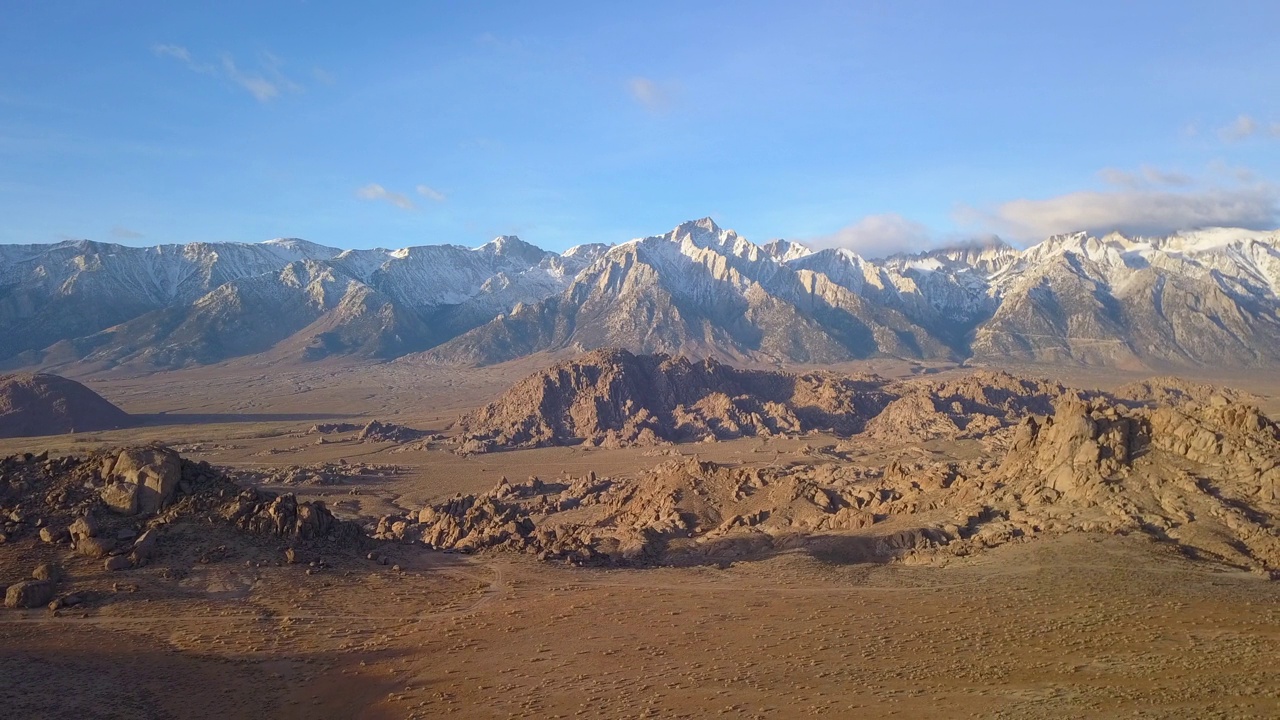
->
2, 356, 1279, 718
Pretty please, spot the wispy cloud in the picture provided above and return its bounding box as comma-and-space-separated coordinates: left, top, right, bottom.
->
153, 44, 301, 103
356, 184, 416, 210
1097, 165, 1191, 190
628, 77, 674, 113
1221, 114, 1259, 141
807, 213, 936, 258
959, 177, 1277, 241
152, 44, 215, 74
416, 185, 446, 202
1219, 114, 1280, 141
110, 225, 144, 240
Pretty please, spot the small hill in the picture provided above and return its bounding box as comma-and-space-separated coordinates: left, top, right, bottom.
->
0, 373, 133, 437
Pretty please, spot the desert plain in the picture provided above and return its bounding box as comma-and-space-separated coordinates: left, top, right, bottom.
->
2, 354, 1278, 719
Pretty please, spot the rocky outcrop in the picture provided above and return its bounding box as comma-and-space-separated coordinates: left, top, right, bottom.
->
221, 488, 361, 542
0, 373, 133, 438
459, 353, 1081, 451
411, 381, 1280, 573
98, 447, 183, 515
356, 421, 428, 444
0, 447, 367, 583
457, 349, 892, 451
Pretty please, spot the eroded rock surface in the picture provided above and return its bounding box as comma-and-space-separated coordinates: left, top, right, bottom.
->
458, 349, 892, 451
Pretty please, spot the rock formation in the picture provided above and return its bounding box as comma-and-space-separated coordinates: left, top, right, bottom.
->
457, 349, 893, 451
458, 353, 1076, 452
0, 446, 364, 581
409, 374, 1280, 574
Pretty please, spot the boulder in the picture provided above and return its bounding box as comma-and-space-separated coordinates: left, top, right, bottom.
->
99, 447, 182, 515
5, 580, 54, 609
130, 529, 159, 564
76, 535, 116, 559
68, 514, 100, 543
104, 555, 133, 572
31, 562, 62, 581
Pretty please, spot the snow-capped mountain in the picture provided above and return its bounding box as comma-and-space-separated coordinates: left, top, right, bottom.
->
0, 235, 600, 370
423, 220, 1280, 368
2, 220, 1279, 371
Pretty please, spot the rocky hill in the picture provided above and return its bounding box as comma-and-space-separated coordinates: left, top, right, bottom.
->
3, 221, 1279, 370
0, 373, 132, 437
456, 349, 895, 451
384, 372, 1280, 574
456, 351, 1078, 452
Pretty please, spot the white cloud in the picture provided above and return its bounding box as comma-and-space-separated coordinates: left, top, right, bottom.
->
356, 184, 416, 211
1220, 114, 1259, 141
961, 184, 1277, 241
416, 185, 446, 202
628, 77, 673, 113
1098, 165, 1191, 189
220, 56, 280, 102
808, 214, 935, 258
154, 43, 300, 103
152, 44, 215, 74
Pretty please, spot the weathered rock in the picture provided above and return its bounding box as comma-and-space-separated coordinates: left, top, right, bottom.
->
99, 447, 183, 515
68, 514, 100, 543
458, 350, 892, 451
5, 580, 54, 609
99, 481, 138, 515
357, 420, 428, 444
130, 529, 159, 564
76, 536, 116, 559
31, 562, 62, 581
104, 555, 132, 572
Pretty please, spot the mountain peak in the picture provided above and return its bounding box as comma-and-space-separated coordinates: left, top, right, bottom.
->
475, 235, 549, 263
761, 238, 814, 262
671, 217, 723, 237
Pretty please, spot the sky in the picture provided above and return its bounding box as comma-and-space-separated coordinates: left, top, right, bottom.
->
2, 1, 1279, 256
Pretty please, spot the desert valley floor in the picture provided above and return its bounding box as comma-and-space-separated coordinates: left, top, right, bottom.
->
2, 355, 1279, 719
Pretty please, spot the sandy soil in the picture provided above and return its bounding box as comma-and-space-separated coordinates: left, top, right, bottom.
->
3, 357, 1279, 718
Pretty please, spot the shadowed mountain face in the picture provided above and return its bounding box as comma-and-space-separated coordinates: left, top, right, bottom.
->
2, 221, 1279, 371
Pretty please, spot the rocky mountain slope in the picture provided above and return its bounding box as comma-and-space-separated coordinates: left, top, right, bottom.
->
0, 236, 602, 370
0, 373, 132, 437
424, 221, 1280, 368
3, 221, 1279, 371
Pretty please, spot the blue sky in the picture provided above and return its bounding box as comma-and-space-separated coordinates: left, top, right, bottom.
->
2, 1, 1279, 255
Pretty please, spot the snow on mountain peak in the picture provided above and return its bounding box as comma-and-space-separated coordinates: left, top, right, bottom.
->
761, 239, 814, 262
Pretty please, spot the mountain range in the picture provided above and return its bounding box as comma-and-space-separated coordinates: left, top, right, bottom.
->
2, 218, 1278, 372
